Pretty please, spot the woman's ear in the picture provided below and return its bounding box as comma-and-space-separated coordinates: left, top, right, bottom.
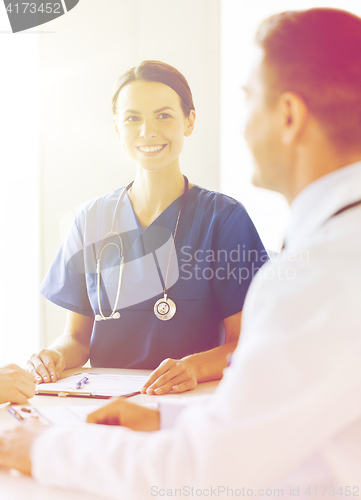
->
184, 109, 196, 137
113, 117, 120, 139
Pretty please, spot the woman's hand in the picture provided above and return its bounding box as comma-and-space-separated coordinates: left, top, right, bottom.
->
141, 312, 242, 396
0, 364, 35, 404
141, 358, 198, 395
86, 398, 160, 432
26, 349, 65, 384
0, 419, 47, 475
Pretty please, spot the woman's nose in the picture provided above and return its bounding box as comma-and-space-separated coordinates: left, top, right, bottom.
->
140, 120, 157, 140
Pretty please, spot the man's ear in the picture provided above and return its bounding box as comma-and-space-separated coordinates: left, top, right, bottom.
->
184, 109, 196, 137
279, 92, 308, 145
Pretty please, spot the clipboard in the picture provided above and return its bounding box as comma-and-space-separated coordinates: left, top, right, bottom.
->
35, 390, 119, 399
35, 373, 148, 399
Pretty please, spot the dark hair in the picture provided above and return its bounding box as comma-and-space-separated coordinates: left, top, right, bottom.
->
111, 60, 195, 117
255, 8, 361, 150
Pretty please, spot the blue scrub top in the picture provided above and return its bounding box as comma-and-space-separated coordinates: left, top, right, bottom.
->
40, 185, 268, 369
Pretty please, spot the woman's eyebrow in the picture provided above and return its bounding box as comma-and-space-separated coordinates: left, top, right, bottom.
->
153, 106, 175, 113
122, 106, 175, 114
123, 109, 141, 114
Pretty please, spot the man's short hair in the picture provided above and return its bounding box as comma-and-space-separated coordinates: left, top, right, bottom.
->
256, 8, 361, 150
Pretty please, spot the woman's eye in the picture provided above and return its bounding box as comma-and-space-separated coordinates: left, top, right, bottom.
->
126, 116, 140, 122
158, 113, 171, 119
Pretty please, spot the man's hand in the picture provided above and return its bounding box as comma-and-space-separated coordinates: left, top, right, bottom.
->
141, 358, 198, 395
0, 364, 35, 404
0, 419, 47, 475
86, 398, 160, 432
26, 349, 65, 384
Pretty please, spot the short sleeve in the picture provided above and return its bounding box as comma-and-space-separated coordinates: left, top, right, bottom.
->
39, 217, 94, 317
211, 203, 268, 319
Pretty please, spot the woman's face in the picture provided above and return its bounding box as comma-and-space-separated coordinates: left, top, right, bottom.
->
114, 80, 195, 173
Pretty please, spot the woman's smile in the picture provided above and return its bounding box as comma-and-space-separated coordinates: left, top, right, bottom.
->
136, 144, 167, 155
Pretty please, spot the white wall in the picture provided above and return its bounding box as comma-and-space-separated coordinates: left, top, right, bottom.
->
39, 0, 221, 346
0, 8, 40, 365
220, 0, 361, 252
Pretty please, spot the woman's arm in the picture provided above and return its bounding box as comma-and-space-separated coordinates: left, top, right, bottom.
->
27, 311, 94, 384
183, 310, 242, 382
141, 310, 242, 395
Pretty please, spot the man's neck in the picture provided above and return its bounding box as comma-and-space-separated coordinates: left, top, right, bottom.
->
285, 147, 361, 205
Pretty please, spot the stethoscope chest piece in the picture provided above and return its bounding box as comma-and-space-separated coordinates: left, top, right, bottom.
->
154, 296, 176, 321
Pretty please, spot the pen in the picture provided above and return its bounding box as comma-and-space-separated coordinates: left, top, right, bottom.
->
20, 407, 33, 413
75, 376, 89, 389
8, 408, 24, 422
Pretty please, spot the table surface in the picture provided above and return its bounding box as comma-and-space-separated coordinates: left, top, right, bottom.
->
0, 367, 218, 500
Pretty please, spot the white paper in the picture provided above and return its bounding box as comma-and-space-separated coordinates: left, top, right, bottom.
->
34, 405, 101, 425
36, 373, 149, 397
12, 403, 158, 426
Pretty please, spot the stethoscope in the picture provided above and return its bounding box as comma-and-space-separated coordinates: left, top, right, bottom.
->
95, 176, 189, 322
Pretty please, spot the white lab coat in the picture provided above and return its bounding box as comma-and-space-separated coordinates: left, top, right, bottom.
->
32, 162, 361, 500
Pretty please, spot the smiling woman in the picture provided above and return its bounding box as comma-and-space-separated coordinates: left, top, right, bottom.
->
27, 60, 267, 396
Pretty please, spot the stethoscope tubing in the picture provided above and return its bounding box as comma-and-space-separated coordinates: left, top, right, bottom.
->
95, 177, 189, 321
95, 183, 132, 321
95, 237, 124, 321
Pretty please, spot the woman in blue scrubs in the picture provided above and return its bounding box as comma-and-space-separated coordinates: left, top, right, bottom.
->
27, 61, 267, 395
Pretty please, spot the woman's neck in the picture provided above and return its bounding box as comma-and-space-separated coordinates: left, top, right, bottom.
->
128, 167, 191, 227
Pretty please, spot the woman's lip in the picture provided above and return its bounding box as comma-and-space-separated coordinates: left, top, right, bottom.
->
136, 144, 167, 154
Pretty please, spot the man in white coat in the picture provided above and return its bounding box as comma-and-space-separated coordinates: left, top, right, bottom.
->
1, 7, 361, 499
